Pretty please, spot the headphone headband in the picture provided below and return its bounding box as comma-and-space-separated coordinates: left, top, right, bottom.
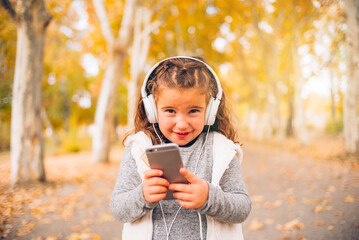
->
141, 56, 222, 101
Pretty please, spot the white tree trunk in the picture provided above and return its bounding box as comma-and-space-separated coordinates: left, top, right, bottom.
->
92, 0, 138, 163
92, 57, 120, 163
344, 0, 359, 153
1, 0, 52, 185
292, 35, 308, 146
127, 7, 158, 126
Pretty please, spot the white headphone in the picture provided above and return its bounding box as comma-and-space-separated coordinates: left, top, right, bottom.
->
141, 56, 222, 126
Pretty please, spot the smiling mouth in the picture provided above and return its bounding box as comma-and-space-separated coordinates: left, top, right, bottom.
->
175, 132, 190, 138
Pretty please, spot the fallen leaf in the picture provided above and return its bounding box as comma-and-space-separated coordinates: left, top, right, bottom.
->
70, 225, 82, 232
277, 218, 305, 231
252, 195, 265, 203
314, 204, 326, 214
264, 200, 282, 209
333, 211, 343, 216
327, 225, 334, 230
286, 196, 297, 205
100, 214, 115, 222
264, 218, 274, 225
312, 220, 326, 226
302, 197, 323, 205
16, 221, 36, 236
249, 218, 264, 231
344, 195, 357, 203
45, 236, 57, 240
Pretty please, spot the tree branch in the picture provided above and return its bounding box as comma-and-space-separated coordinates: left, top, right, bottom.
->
92, 0, 115, 51
0, 0, 17, 22
115, 0, 138, 49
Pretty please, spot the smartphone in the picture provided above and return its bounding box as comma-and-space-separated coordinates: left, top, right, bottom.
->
145, 143, 188, 200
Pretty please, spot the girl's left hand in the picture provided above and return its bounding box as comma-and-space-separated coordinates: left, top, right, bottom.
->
169, 168, 209, 209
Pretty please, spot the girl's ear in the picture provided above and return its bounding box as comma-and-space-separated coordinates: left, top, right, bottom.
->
205, 97, 221, 126
143, 94, 158, 123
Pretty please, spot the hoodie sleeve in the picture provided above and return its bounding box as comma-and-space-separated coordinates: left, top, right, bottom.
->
198, 155, 252, 223
110, 145, 157, 223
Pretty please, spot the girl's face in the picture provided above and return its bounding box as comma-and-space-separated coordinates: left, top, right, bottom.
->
156, 87, 207, 146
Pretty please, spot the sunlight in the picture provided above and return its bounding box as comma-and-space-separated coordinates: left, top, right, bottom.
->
71, 0, 89, 31
47, 72, 56, 85
258, 21, 273, 34
81, 53, 99, 77
213, 37, 227, 53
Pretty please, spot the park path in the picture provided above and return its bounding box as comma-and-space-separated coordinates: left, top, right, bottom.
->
1, 141, 358, 240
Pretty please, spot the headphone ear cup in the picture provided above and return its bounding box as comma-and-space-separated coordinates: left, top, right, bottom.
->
142, 94, 158, 123
205, 97, 220, 126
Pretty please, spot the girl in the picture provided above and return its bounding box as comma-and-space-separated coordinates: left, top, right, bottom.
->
110, 56, 251, 240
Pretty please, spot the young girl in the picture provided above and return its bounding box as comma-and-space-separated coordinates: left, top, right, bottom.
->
110, 56, 251, 240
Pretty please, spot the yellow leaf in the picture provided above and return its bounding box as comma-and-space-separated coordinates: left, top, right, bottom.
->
314, 205, 326, 214
277, 218, 305, 231
252, 195, 265, 203
333, 211, 343, 216
249, 218, 264, 231
327, 225, 334, 230
45, 235, 58, 240
302, 197, 323, 205
100, 214, 115, 222
312, 220, 326, 226
93, 234, 101, 240
344, 195, 356, 203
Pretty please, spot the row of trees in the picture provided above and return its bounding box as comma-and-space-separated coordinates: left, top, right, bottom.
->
1, 0, 358, 185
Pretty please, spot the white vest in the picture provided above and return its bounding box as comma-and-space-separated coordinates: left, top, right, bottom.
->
122, 131, 244, 240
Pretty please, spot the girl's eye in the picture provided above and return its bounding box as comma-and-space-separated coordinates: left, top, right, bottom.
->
165, 109, 175, 114
189, 109, 200, 114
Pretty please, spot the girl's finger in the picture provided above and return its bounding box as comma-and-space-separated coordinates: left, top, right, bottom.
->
168, 183, 190, 192
144, 169, 163, 179
172, 191, 192, 201
179, 168, 198, 184
147, 177, 169, 187
148, 185, 168, 195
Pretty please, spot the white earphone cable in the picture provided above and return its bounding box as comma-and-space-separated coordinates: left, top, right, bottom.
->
153, 123, 163, 144
155, 125, 210, 240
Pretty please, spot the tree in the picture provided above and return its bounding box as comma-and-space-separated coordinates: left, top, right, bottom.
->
344, 0, 359, 153
0, 0, 52, 184
127, 6, 160, 127
92, 0, 138, 163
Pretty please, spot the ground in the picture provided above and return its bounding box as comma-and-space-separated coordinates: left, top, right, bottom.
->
0, 135, 358, 240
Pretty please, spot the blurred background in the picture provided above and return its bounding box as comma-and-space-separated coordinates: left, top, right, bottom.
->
0, 0, 358, 239
1, 0, 356, 157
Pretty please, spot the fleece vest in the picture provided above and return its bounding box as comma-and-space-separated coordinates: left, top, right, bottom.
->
122, 131, 244, 240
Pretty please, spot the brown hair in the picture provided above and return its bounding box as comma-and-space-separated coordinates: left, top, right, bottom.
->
128, 57, 239, 145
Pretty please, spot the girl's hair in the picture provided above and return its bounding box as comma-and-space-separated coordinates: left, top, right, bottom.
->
129, 57, 239, 145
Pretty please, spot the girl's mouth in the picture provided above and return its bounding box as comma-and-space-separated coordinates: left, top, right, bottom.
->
175, 132, 190, 138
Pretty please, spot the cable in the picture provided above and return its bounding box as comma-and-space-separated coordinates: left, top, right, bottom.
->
153, 123, 163, 144
155, 125, 210, 240
194, 126, 211, 174
198, 211, 203, 240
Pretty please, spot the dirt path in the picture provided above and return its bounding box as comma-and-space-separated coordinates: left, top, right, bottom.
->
1, 143, 358, 240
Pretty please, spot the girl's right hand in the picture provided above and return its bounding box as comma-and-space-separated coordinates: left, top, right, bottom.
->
143, 169, 169, 203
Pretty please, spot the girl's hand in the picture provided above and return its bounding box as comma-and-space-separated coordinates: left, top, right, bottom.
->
143, 169, 169, 203
169, 168, 209, 209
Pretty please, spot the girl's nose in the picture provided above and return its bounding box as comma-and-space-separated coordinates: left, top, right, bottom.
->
176, 115, 188, 129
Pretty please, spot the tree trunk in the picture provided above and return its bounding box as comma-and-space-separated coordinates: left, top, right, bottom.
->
127, 7, 158, 126
292, 47, 308, 145
291, 26, 308, 146
92, 55, 122, 163
0, 0, 52, 185
92, 0, 138, 163
344, 0, 359, 153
